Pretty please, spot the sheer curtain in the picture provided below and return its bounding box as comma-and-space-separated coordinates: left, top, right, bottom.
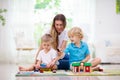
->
61, 0, 96, 57
71, 0, 95, 43
0, 0, 35, 63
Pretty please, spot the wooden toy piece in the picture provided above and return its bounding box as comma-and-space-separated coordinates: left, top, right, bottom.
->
84, 62, 92, 72
52, 70, 56, 73
80, 62, 84, 72
72, 62, 80, 72
40, 69, 44, 73
40, 64, 52, 72
34, 69, 39, 72
40, 64, 47, 68
40, 68, 51, 71
34, 67, 39, 72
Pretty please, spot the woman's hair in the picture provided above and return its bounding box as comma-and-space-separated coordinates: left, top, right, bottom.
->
68, 27, 84, 40
50, 14, 66, 50
41, 34, 53, 43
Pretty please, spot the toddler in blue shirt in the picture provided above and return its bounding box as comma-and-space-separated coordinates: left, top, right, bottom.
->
64, 27, 101, 71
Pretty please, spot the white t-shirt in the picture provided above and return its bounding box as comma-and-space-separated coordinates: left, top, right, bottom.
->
37, 48, 57, 64
43, 28, 69, 49
58, 29, 69, 49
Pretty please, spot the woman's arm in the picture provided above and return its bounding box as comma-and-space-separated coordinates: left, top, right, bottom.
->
81, 54, 90, 62
35, 44, 43, 64
54, 52, 65, 62
59, 40, 67, 51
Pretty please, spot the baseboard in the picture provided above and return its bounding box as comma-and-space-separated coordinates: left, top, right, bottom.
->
100, 62, 120, 65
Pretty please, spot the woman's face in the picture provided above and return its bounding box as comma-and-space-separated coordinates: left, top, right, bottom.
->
55, 20, 64, 34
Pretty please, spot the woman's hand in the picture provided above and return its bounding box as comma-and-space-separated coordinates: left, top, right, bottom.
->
46, 64, 51, 68
47, 60, 56, 68
57, 48, 63, 56
57, 52, 62, 56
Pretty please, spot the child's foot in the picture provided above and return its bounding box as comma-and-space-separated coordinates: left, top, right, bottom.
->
19, 66, 28, 71
92, 66, 103, 71
92, 66, 100, 71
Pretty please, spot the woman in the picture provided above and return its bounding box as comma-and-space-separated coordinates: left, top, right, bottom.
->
35, 14, 68, 63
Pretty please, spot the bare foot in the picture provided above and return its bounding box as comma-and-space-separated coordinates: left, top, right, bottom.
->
92, 66, 100, 71
19, 66, 28, 71
92, 66, 103, 71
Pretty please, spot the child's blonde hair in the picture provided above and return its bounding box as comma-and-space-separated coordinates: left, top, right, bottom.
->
68, 27, 84, 40
41, 34, 53, 43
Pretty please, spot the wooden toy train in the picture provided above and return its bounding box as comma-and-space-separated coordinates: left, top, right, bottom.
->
72, 62, 92, 73
34, 64, 56, 73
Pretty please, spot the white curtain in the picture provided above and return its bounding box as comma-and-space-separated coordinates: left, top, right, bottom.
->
0, 0, 35, 63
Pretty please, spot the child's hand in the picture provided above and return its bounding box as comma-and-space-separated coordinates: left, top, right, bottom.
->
35, 64, 40, 69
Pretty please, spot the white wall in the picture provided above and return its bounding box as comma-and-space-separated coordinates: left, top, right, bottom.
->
95, 0, 120, 63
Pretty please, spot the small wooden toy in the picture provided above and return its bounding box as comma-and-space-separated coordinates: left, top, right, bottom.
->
84, 62, 92, 72
40, 68, 51, 71
34, 64, 52, 73
52, 70, 56, 73
34, 67, 39, 72
80, 62, 84, 72
72, 62, 92, 73
39, 64, 51, 72
72, 62, 80, 72
40, 69, 44, 73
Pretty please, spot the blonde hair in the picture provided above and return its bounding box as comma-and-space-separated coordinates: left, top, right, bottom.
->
41, 34, 53, 43
68, 27, 84, 40
50, 14, 66, 50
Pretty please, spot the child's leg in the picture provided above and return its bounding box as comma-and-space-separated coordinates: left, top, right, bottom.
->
91, 58, 101, 67
90, 58, 101, 70
19, 64, 35, 71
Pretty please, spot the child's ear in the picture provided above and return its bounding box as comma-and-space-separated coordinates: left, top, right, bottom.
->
79, 35, 82, 38
80, 35, 83, 39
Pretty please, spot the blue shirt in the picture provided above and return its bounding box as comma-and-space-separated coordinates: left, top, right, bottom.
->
64, 41, 90, 64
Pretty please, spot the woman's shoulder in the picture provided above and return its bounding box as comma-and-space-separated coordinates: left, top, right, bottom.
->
62, 29, 68, 34
59, 29, 69, 40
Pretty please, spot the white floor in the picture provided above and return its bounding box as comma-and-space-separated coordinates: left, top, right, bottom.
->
0, 63, 120, 80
